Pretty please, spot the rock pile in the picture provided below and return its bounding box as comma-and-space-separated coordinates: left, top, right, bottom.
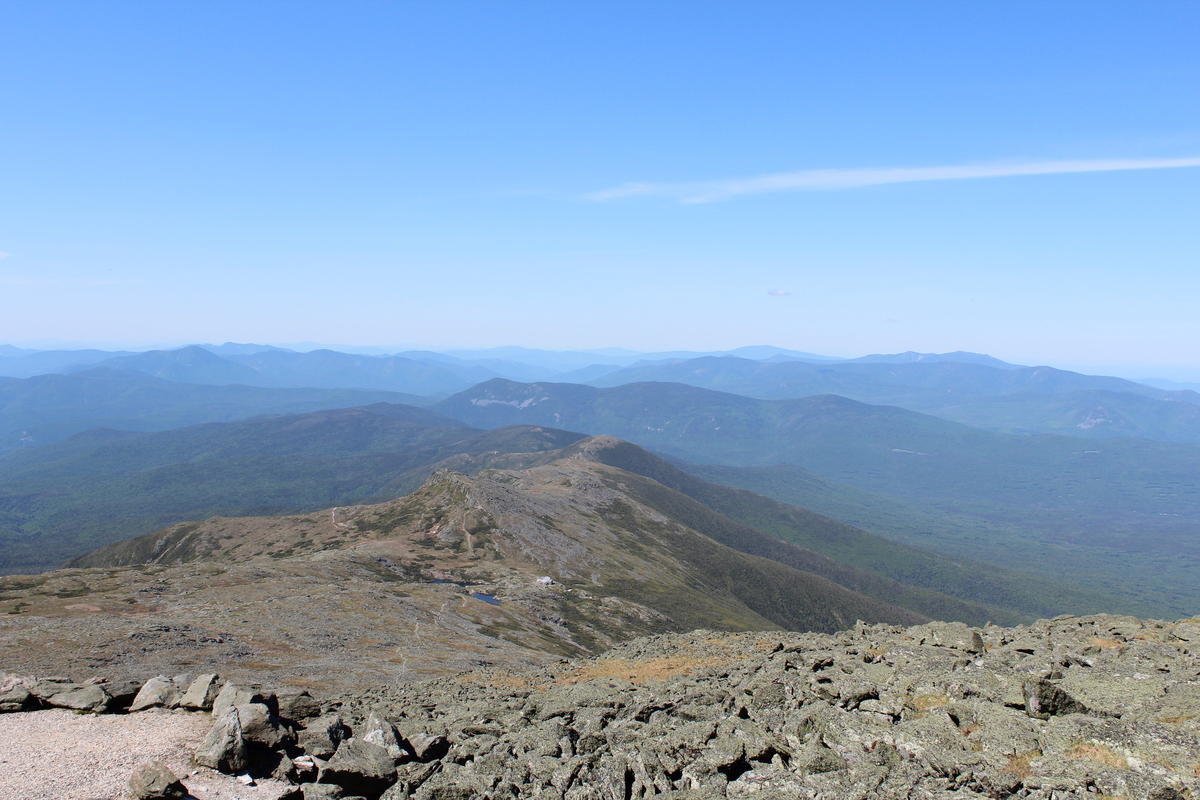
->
6, 614, 1200, 799
328, 614, 1200, 800
0, 672, 142, 714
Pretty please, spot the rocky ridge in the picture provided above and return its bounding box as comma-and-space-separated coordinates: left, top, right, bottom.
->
0, 458, 932, 693
6, 613, 1200, 799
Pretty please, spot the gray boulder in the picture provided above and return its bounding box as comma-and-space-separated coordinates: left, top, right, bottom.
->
361, 710, 408, 761
212, 682, 273, 718
30, 676, 77, 702
130, 676, 180, 712
402, 731, 449, 762
319, 738, 397, 796
293, 754, 321, 782
301, 784, 346, 799
128, 761, 188, 800
194, 708, 250, 773
0, 673, 35, 712
0, 686, 34, 713
47, 683, 112, 713
178, 673, 220, 710
100, 677, 144, 709
236, 702, 292, 749
278, 689, 323, 722
299, 713, 350, 759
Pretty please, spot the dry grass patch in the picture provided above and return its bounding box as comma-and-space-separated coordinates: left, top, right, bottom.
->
1065, 742, 1129, 770
556, 654, 729, 685
1157, 714, 1196, 725
1003, 749, 1043, 778
908, 693, 949, 713
1088, 637, 1123, 650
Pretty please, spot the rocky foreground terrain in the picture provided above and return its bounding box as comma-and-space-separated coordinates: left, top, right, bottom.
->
5, 613, 1200, 799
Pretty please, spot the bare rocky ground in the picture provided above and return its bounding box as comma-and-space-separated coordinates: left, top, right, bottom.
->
324, 613, 1200, 799
6, 613, 1196, 800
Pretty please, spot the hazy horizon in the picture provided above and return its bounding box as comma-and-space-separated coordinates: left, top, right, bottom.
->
5, 337, 1200, 383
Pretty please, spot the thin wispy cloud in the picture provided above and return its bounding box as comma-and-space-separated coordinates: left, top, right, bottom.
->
767, 289, 791, 297
587, 156, 1200, 204
0, 251, 10, 260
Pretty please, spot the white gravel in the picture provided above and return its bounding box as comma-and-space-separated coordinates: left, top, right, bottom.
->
0, 708, 294, 800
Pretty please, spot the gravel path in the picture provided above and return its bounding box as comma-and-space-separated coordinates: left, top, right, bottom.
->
0, 708, 292, 800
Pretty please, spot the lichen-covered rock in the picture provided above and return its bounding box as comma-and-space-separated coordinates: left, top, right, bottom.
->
129, 676, 180, 712
299, 713, 350, 759
0, 685, 33, 713
278, 689, 323, 722
46, 682, 112, 712
178, 673, 220, 710
194, 708, 250, 773
212, 682, 273, 719
331, 615, 1200, 799
236, 702, 292, 749
128, 761, 188, 800
301, 784, 347, 800
361, 710, 408, 761
319, 738, 397, 796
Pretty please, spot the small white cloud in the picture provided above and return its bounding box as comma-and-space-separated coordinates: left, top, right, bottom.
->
587, 156, 1200, 204
0, 252, 10, 260
767, 289, 791, 297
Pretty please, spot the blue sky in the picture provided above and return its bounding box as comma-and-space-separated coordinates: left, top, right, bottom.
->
2, 1, 1198, 374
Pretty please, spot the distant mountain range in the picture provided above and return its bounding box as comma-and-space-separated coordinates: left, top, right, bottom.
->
79, 345, 499, 395
0, 369, 426, 452
847, 350, 1020, 368
10, 344, 1197, 443
589, 354, 1191, 403
0, 343, 1011, 393
584, 356, 1200, 442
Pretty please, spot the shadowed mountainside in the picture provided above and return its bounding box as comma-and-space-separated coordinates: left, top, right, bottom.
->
0, 368, 430, 453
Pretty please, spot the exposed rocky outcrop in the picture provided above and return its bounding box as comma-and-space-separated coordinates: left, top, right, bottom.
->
127, 761, 188, 800
320, 613, 1200, 799
5, 614, 1200, 798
